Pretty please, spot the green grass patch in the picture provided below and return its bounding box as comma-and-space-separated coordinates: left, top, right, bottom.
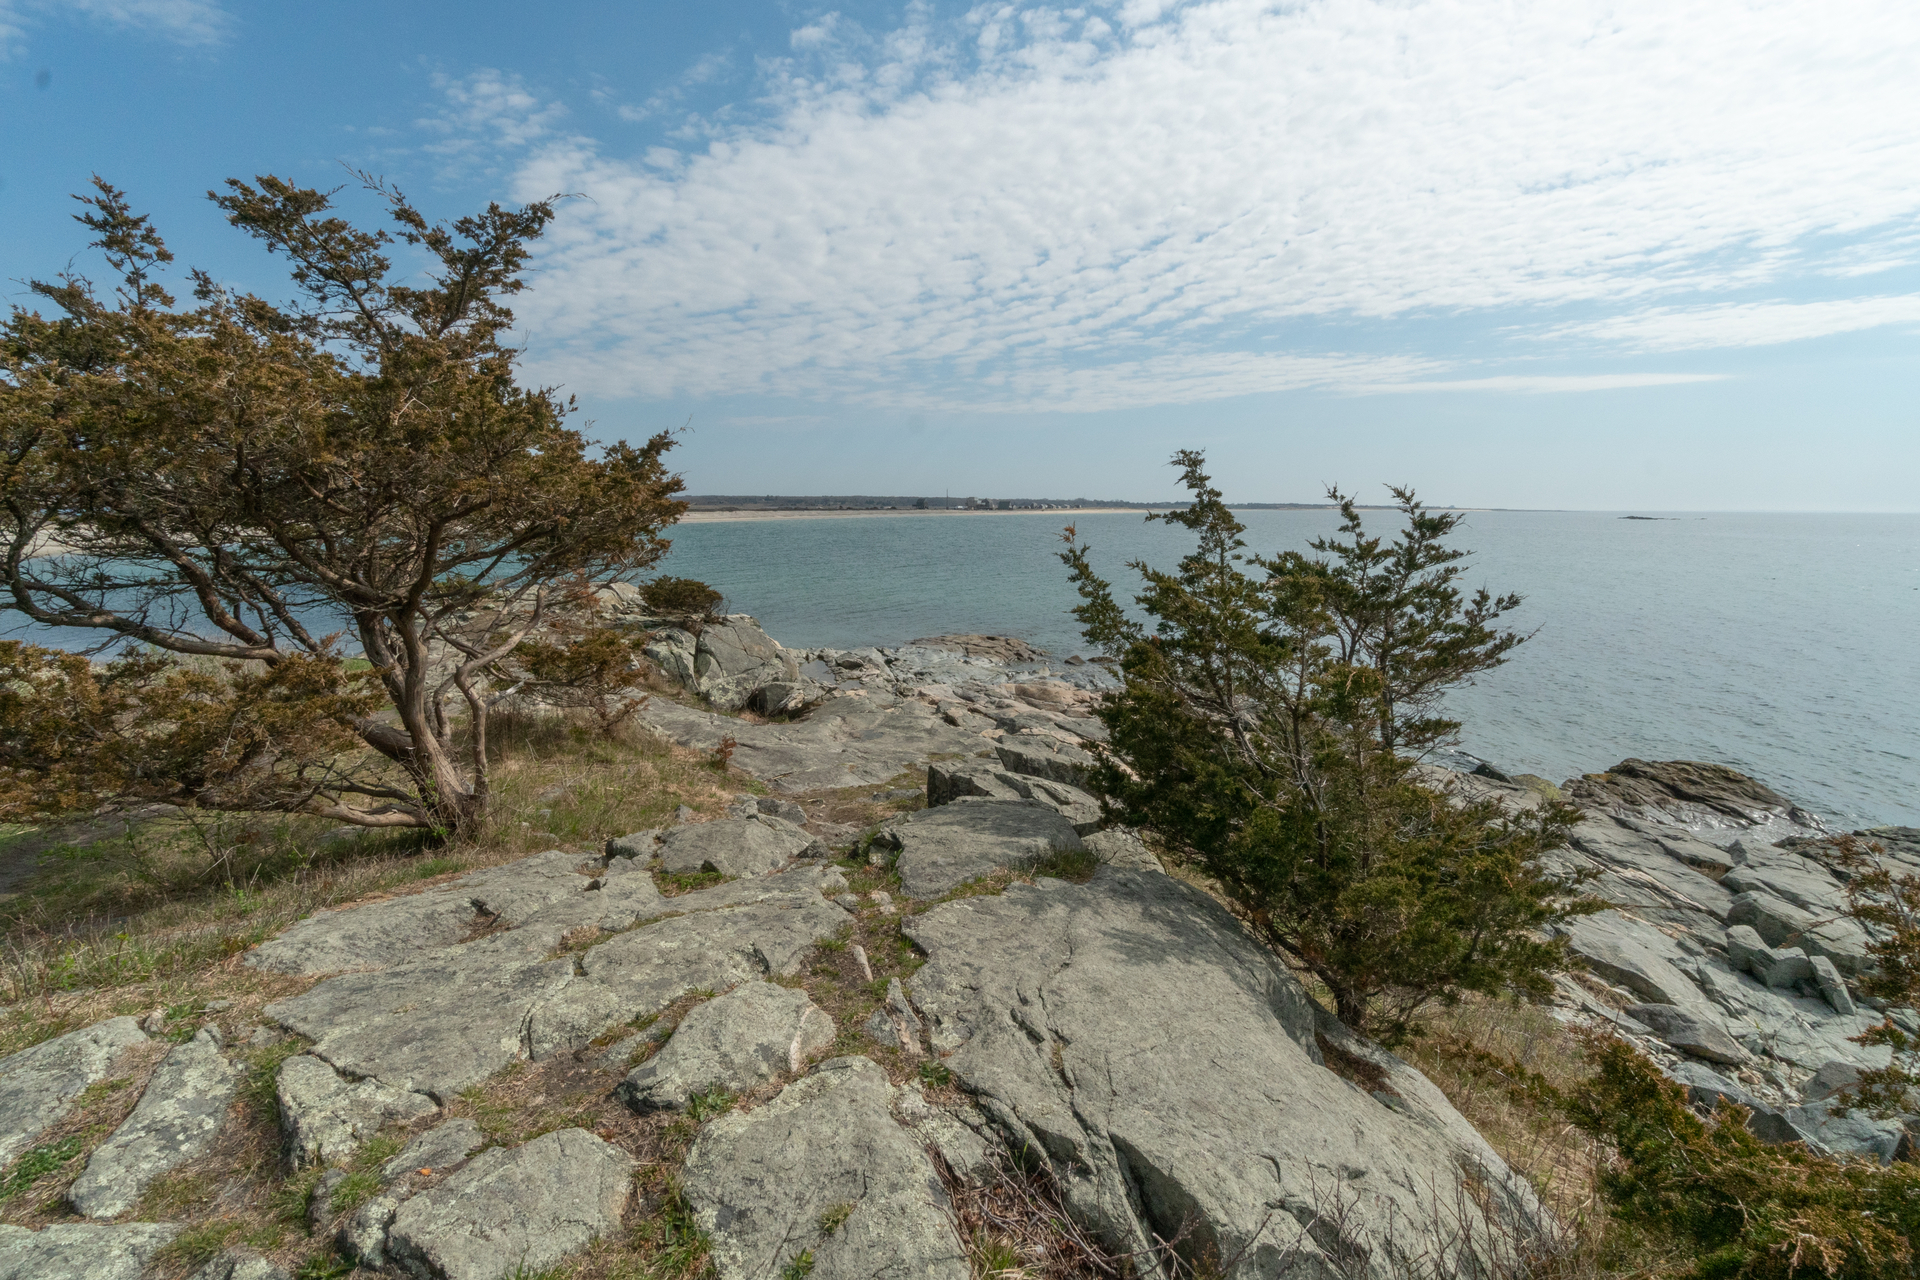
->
0, 1135, 84, 1203
1023, 844, 1100, 883
154, 1220, 239, 1272
656, 869, 732, 897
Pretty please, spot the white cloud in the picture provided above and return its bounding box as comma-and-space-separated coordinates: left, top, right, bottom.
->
417, 69, 569, 181
1361, 373, 1729, 395
1547, 295, 1920, 353
0, 0, 226, 56
495, 0, 1920, 411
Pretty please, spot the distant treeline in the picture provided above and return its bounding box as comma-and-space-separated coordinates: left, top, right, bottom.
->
681, 494, 1342, 510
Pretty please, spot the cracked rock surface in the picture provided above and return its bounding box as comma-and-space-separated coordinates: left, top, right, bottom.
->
0, 1222, 180, 1280
69, 1027, 242, 1218
265, 865, 849, 1105
904, 865, 1549, 1275
885, 800, 1085, 898
0, 1016, 148, 1167
682, 1056, 968, 1280
617, 980, 834, 1111
385, 1128, 634, 1280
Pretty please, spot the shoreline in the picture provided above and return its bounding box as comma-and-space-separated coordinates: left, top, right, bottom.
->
677, 505, 1149, 524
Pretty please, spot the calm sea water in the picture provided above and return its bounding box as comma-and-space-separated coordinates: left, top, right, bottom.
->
654, 510, 1920, 829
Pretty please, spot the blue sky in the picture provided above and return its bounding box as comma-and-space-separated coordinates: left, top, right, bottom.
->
3, 0, 1917, 509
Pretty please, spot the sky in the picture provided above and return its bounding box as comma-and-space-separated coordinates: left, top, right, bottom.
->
2, 0, 1917, 509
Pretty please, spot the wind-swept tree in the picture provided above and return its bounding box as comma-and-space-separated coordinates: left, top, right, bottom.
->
0, 176, 684, 836
1062, 451, 1590, 1037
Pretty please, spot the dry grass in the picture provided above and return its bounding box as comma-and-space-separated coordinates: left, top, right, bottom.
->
0, 712, 746, 1054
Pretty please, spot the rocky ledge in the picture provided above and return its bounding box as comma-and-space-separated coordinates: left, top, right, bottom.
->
0, 615, 1912, 1278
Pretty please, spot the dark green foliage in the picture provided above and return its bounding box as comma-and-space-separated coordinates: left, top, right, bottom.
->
1061, 450, 1591, 1037
0, 1135, 84, 1202
1828, 835, 1920, 1114
641, 576, 723, 619
0, 176, 685, 837
1565, 1036, 1920, 1280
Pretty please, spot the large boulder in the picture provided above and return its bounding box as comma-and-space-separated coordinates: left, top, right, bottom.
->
656, 816, 814, 878
385, 1129, 634, 1280
885, 801, 1085, 898
0, 1016, 147, 1167
617, 981, 833, 1111
646, 616, 801, 712
681, 1056, 968, 1280
926, 763, 1102, 834
905, 866, 1548, 1274
1725, 890, 1872, 973
68, 1028, 242, 1218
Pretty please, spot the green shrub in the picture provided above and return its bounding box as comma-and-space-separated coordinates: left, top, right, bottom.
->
1562, 1036, 1920, 1280
641, 577, 723, 619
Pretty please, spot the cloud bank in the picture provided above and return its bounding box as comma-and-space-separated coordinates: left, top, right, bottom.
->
481, 0, 1920, 411
1, 0, 227, 57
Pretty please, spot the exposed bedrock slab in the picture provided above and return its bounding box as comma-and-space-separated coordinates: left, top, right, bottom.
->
926, 762, 1103, 834
1725, 890, 1871, 973
0, 1016, 147, 1167
905, 867, 1548, 1277
189, 1250, 291, 1280
0, 1222, 180, 1280
266, 930, 576, 1103
267, 871, 849, 1102
1562, 818, 1734, 920
617, 981, 833, 1112
340, 1120, 489, 1268
1554, 911, 1726, 1025
1624, 1003, 1749, 1065
1686, 953, 1890, 1073
638, 696, 988, 792
277, 1054, 438, 1167
993, 737, 1096, 789
1081, 827, 1163, 872
682, 1056, 968, 1280
247, 850, 604, 977
69, 1027, 242, 1219
886, 800, 1085, 899
385, 1128, 635, 1280
656, 815, 814, 878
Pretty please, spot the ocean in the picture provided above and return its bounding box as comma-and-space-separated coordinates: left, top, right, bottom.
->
653, 509, 1920, 830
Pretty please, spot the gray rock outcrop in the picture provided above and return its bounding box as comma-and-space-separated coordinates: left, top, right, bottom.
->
385, 1128, 633, 1280
188, 1250, 290, 1280
656, 815, 815, 877
0, 1222, 180, 1280
277, 1054, 439, 1167
265, 865, 849, 1107
1624, 1004, 1748, 1065
338, 1119, 487, 1269
0, 1016, 149, 1169
617, 981, 834, 1111
905, 865, 1547, 1274
682, 1056, 969, 1280
884, 801, 1085, 898
69, 1028, 241, 1218
247, 850, 649, 977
